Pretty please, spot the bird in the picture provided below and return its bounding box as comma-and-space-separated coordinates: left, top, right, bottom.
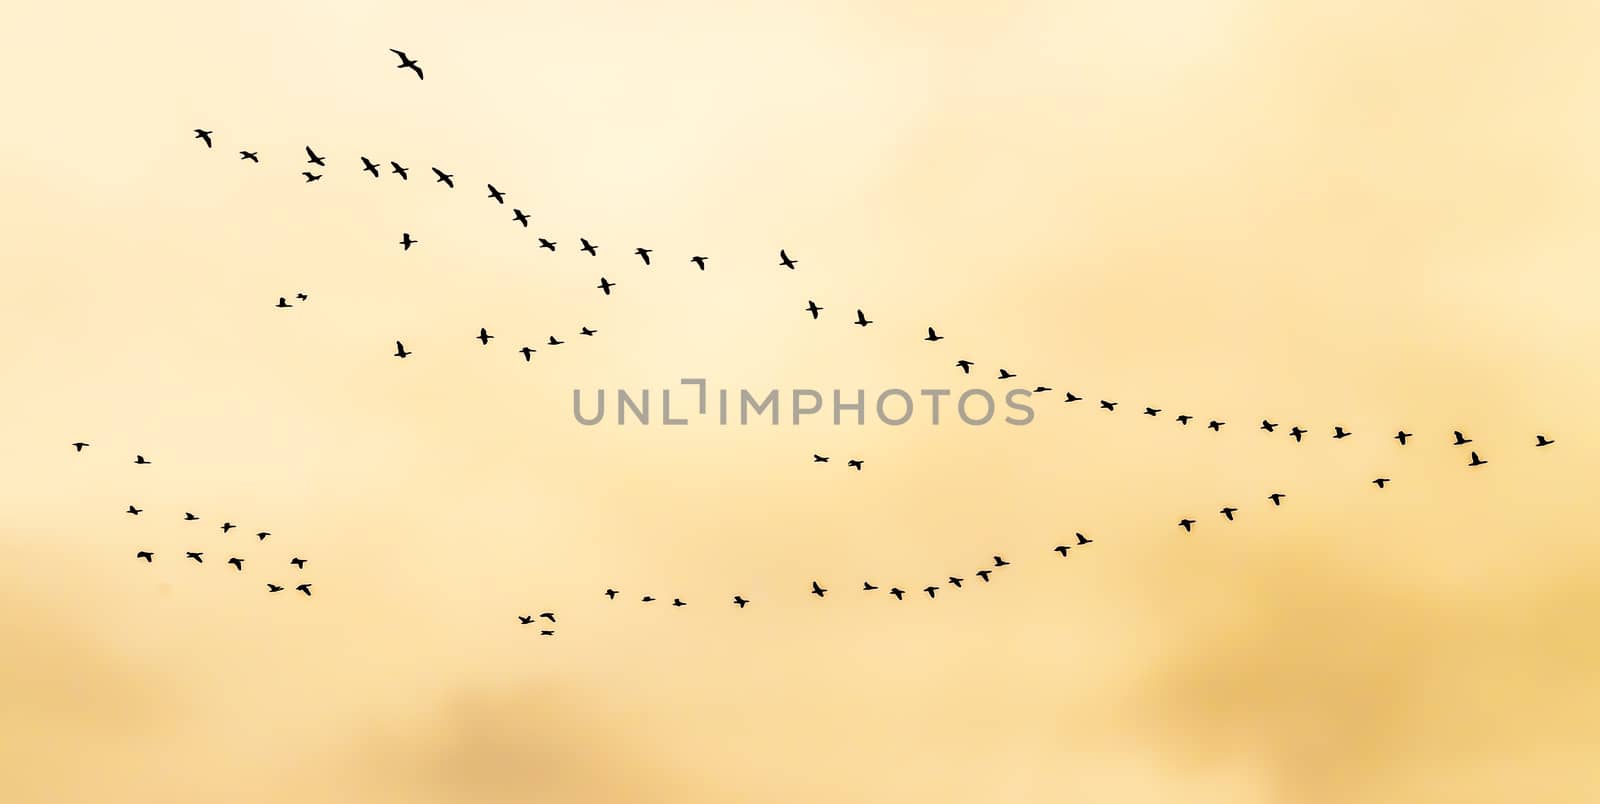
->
846, 459, 864, 470
1452, 430, 1472, 446
854, 309, 872, 327
304, 146, 325, 166
923, 586, 939, 599
733, 595, 749, 608
1289, 426, 1307, 442
540, 630, 555, 636
925, 327, 944, 342
579, 327, 597, 336
134, 454, 151, 465
690, 256, 708, 270
778, 249, 798, 270
948, 576, 964, 588
889, 587, 906, 600
539, 612, 555, 622
598, 277, 615, 295
301, 171, 322, 183
1144, 407, 1161, 416
276, 296, 293, 308
531, 238, 554, 252
519, 346, 535, 362
394, 341, 411, 358
186, 552, 204, 563
400, 233, 417, 250
290, 557, 306, 569
634, 247, 652, 266
862, 582, 879, 591
71, 442, 89, 451
813, 454, 829, 463
135, 551, 153, 562
267, 584, 283, 593
566, 238, 593, 256
1033, 386, 1052, 393
993, 555, 1010, 567
1536, 435, 1555, 447
296, 292, 308, 301
220, 522, 235, 533
1267, 492, 1285, 506
183, 512, 199, 521
1260, 420, 1277, 432
1064, 392, 1082, 403
956, 359, 973, 374
604, 589, 618, 599
512, 209, 529, 227
255, 531, 270, 541
486, 184, 505, 204
1176, 414, 1193, 425
1178, 519, 1195, 532
975, 570, 992, 582
811, 581, 827, 598
1075, 532, 1092, 546
1207, 420, 1225, 432
1100, 400, 1117, 412
295, 583, 312, 596
1395, 430, 1412, 445
1468, 451, 1487, 467
389, 161, 409, 180
1372, 478, 1391, 488
1054, 545, 1070, 556
671, 598, 686, 607
804, 300, 823, 319
547, 336, 564, 346
476, 327, 493, 345
389, 49, 424, 80
194, 129, 213, 147
227, 557, 244, 571
239, 150, 259, 162
518, 616, 535, 625
360, 156, 380, 176
1333, 426, 1352, 439
997, 369, 1016, 380
1220, 507, 1237, 521
126, 505, 142, 515
641, 595, 655, 603
431, 167, 454, 187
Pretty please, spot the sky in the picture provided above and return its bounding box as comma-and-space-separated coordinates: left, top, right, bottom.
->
1, 1, 1598, 802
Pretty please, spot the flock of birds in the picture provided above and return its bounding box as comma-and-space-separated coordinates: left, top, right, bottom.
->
168, 49, 1568, 634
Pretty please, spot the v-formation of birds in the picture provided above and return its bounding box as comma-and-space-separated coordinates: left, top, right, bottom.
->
183, 50, 1563, 634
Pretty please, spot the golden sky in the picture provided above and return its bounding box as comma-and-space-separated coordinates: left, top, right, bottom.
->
2, 1, 1598, 802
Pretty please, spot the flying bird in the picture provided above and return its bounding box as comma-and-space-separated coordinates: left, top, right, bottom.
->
1535, 435, 1555, 447
997, 369, 1016, 380
1054, 545, 1070, 556
733, 596, 749, 608
239, 151, 258, 162
255, 531, 270, 541
512, 209, 529, 227
672, 598, 686, 607
519, 346, 535, 362
690, 255, 707, 270
1267, 492, 1285, 506
854, 309, 872, 327
1075, 532, 1093, 546
547, 336, 564, 346
993, 555, 1010, 567
641, 595, 655, 603
1468, 451, 1487, 467
360, 156, 380, 176
476, 327, 493, 345
1289, 426, 1306, 442
431, 167, 453, 187
275, 296, 293, 308
540, 630, 555, 636
304, 146, 325, 166
220, 522, 235, 533
1207, 420, 1225, 432
1032, 386, 1052, 393
1176, 414, 1192, 425
71, 442, 89, 451
778, 249, 798, 270
862, 582, 878, 591
925, 327, 944, 342
400, 233, 417, 250
394, 341, 411, 358
948, 576, 964, 588
290, 557, 306, 569
227, 557, 244, 571
301, 171, 322, 183
1099, 400, 1117, 411
134, 455, 151, 465
1144, 407, 1161, 416
389, 161, 409, 180
183, 512, 198, 521
813, 454, 829, 463
846, 459, 864, 470
540, 612, 555, 622
889, 588, 905, 600
1220, 507, 1237, 521
1064, 392, 1082, 403
1372, 477, 1391, 488
805, 300, 823, 319
267, 584, 283, 593
975, 569, 992, 582
1452, 430, 1472, 446
295, 583, 312, 596
538, 238, 557, 251
604, 589, 618, 599
1178, 519, 1195, 532
135, 551, 153, 562
389, 49, 423, 79
486, 184, 505, 203
579, 238, 598, 256
194, 129, 213, 147
579, 327, 597, 336
1260, 420, 1277, 432
811, 581, 827, 598
956, 359, 973, 374
186, 552, 204, 563
1333, 426, 1352, 439
518, 616, 535, 625
1395, 430, 1412, 445
597, 277, 615, 295
923, 586, 939, 599
634, 247, 652, 265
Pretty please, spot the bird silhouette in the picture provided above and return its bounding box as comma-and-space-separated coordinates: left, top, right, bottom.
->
923, 586, 939, 599
733, 595, 749, 608
578, 238, 597, 256
134, 455, 151, 465
1333, 426, 1352, 439
512, 209, 529, 227
1054, 545, 1070, 556
431, 167, 454, 187
135, 551, 153, 562
813, 454, 829, 463
672, 598, 686, 607
538, 238, 557, 251
71, 442, 89, 451
275, 296, 293, 308
290, 557, 306, 569
889, 587, 906, 600
634, 247, 652, 265
304, 146, 325, 166
690, 255, 708, 270
862, 582, 879, 591
997, 369, 1015, 380
956, 359, 973, 373
239, 150, 258, 162
296, 293, 308, 301
641, 595, 655, 603
846, 459, 864, 470
1535, 435, 1555, 447
518, 615, 535, 625
540, 630, 555, 636
948, 576, 964, 588
394, 341, 411, 358
579, 327, 597, 336
267, 584, 283, 593
389, 161, 409, 180
854, 309, 872, 327
1099, 400, 1117, 411
127, 505, 142, 515
194, 129, 213, 147
1144, 407, 1161, 416
400, 233, 417, 250
486, 184, 505, 204
539, 612, 555, 622
220, 522, 235, 533
993, 555, 1010, 567
1289, 426, 1306, 442
1395, 430, 1412, 445
547, 336, 564, 346
186, 552, 204, 563
779, 249, 798, 270
227, 557, 244, 571
1033, 386, 1052, 393
975, 569, 992, 582
1372, 478, 1391, 488
1468, 451, 1487, 467
1267, 492, 1286, 506
925, 327, 944, 342
295, 583, 312, 596
519, 346, 535, 362
811, 581, 827, 598
805, 300, 823, 319
1178, 519, 1195, 532
1176, 414, 1192, 425
389, 49, 423, 79
1220, 507, 1237, 521
598, 277, 615, 295
360, 156, 380, 176
301, 171, 321, 183
605, 589, 618, 599
1075, 532, 1093, 546
1260, 420, 1277, 432
255, 531, 270, 541
1452, 430, 1472, 446
184, 512, 199, 521
476, 327, 493, 345
1064, 392, 1082, 403
1207, 420, 1225, 432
